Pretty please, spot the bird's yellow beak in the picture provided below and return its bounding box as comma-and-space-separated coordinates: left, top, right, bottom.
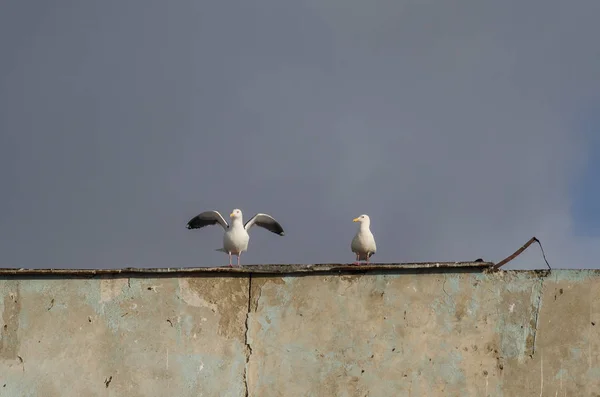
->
230, 212, 235, 218
353, 217, 360, 222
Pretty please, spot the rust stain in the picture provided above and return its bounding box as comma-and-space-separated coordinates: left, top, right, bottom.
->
525, 331, 535, 355
0, 282, 21, 360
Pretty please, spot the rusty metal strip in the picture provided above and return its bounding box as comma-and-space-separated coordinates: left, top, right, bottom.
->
491, 237, 551, 271
0, 261, 493, 276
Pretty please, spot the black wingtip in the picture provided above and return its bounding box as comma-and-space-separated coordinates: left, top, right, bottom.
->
186, 218, 196, 229
273, 221, 285, 236
186, 221, 202, 230
272, 224, 285, 236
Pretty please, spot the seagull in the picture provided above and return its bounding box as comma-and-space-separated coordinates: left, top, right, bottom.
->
351, 214, 377, 265
186, 208, 285, 267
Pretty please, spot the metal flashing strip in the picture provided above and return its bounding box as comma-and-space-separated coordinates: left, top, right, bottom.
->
0, 261, 493, 276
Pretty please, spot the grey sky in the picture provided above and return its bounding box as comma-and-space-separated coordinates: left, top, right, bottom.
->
1, 1, 599, 269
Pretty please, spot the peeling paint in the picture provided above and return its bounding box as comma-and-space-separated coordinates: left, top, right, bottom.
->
178, 279, 218, 311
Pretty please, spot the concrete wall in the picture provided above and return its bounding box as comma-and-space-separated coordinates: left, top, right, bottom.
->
0, 268, 599, 396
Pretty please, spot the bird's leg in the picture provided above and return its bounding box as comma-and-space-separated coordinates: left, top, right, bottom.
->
228, 252, 233, 267
353, 253, 360, 266
237, 253, 241, 267
366, 254, 370, 265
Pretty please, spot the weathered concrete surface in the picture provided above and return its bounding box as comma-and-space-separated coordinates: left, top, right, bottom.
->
0, 267, 599, 396
0, 275, 248, 397
246, 270, 600, 397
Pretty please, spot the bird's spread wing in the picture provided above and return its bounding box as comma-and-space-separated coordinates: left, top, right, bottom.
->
186, 211, 229, 230
244, 213, 285, 236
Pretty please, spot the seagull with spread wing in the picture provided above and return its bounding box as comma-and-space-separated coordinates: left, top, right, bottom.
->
186, 208, 285, 267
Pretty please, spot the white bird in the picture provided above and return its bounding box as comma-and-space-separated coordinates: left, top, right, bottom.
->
186, 208, 285, 267
351, 214, 377, 265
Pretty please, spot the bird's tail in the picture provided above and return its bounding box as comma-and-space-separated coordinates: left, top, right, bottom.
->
215, 248, 227, 253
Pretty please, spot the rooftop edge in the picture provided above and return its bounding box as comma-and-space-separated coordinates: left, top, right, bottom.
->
0, 261, 492, 275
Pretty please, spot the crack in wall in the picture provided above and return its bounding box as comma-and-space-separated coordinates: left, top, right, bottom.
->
252, 282, 263, 313
530, 276, 545, 356
243, 274, 253, 397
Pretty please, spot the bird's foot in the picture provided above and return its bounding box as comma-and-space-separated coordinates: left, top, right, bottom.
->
352, 261, 361, 266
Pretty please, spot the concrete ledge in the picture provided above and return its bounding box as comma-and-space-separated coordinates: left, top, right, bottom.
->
0, 261, 493, 276
1, 267, 599, 395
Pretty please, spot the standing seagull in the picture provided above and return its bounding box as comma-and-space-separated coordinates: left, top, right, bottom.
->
186, 209, 285, 267
351, 214, 377, 265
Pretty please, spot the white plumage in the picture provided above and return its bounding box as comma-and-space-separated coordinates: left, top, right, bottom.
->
351, 214, 377, 265
186, 208, 285, 267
